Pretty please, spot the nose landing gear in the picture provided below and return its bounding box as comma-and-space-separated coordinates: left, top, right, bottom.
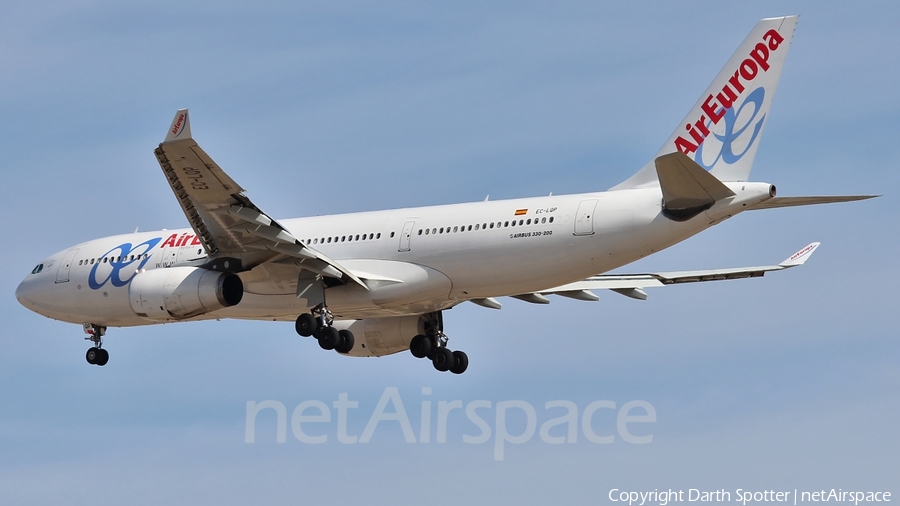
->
83, 323, 109, 366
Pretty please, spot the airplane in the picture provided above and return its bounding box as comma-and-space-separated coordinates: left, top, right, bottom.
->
16, 16, 875, 373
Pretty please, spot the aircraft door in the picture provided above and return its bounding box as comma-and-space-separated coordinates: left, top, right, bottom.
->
574, 199, 598, 236
398, 221, 415, 252
161, 246, 177, 267
55, 248, 79, 283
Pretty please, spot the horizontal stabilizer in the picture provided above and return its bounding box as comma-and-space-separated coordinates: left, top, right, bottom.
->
751, 195, 878, 210
656, 152, 735, 221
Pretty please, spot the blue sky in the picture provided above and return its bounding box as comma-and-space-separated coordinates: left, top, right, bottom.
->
2, 2, 898, 504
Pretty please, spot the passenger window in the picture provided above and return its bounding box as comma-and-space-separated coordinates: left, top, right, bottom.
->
510, 221, 516, 227
390, 232, 395, 238
467, 225, 472, 231
453, 226, 458, 233
327, 237, 332, 243
549, 217, 554, 223
526, 219, 531, 225
418, 229, 423, 235
355, 235, 360, 241
377, 233, 381, 239
475, 224, 480, 230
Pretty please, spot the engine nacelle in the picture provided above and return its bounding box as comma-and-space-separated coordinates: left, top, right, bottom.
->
332, 316, 426, 357
129, 266, 243, 321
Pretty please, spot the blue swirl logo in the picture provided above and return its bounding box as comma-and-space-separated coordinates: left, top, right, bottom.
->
88, 238, 161, 289
695, 87, 766, 170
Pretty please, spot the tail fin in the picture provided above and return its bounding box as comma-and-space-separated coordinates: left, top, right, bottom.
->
613, 16, 799, 190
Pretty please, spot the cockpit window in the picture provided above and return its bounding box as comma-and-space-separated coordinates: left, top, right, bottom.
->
31, 264, 43, 274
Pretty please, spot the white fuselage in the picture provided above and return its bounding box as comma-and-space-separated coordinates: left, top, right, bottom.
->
15, 182, 774, 327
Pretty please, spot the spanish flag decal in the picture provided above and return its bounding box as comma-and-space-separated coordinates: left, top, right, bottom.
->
514, 209, 527, 216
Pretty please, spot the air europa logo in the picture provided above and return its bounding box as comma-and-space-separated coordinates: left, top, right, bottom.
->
789, 243, 816, 262
694, 87, 765, 170
171, 113, 186, 137
88, 238, 161, 290
674, 28, 785, 157
160, 232, 202, 248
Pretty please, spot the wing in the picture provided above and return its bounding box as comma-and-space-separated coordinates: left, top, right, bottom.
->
154, 109, 366, 288
509, 242, 821, 304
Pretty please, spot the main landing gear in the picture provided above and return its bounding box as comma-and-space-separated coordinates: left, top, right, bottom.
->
295, 303, 355, 354
84, 324, 109, 366
409, 313, 468, 374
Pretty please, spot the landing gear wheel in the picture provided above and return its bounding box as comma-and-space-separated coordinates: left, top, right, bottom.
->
295, 313, 316, 337
335, 330, 355, 354
86, 348, 98, 365
409, 334, 432, 358
317, 326, 339, 350
450, 350, 468, 374
96, 349, 109, 366
432, 347, 454, 372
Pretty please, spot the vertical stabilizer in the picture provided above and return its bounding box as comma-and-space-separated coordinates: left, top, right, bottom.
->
613, 16, 798, 190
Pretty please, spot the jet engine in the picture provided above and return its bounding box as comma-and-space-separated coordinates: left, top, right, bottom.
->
332, 315, 427, 357
129, 266, 243, 321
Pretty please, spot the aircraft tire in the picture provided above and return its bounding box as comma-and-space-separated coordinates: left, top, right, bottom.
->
86, 348, 98, 365
335, 330, 355, 354
432, 347, 454, 372
450, 350, 468, 375
295, 313, 316, 337
318, 327, 339, 350
409, 335, 431, 358
96, 349, 109, 366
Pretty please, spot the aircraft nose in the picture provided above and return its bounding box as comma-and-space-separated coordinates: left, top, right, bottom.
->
15, 277, 38, 308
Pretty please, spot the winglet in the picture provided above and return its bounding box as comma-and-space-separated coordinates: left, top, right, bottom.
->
779, 242, 820, 267
164, 109, 192, 142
